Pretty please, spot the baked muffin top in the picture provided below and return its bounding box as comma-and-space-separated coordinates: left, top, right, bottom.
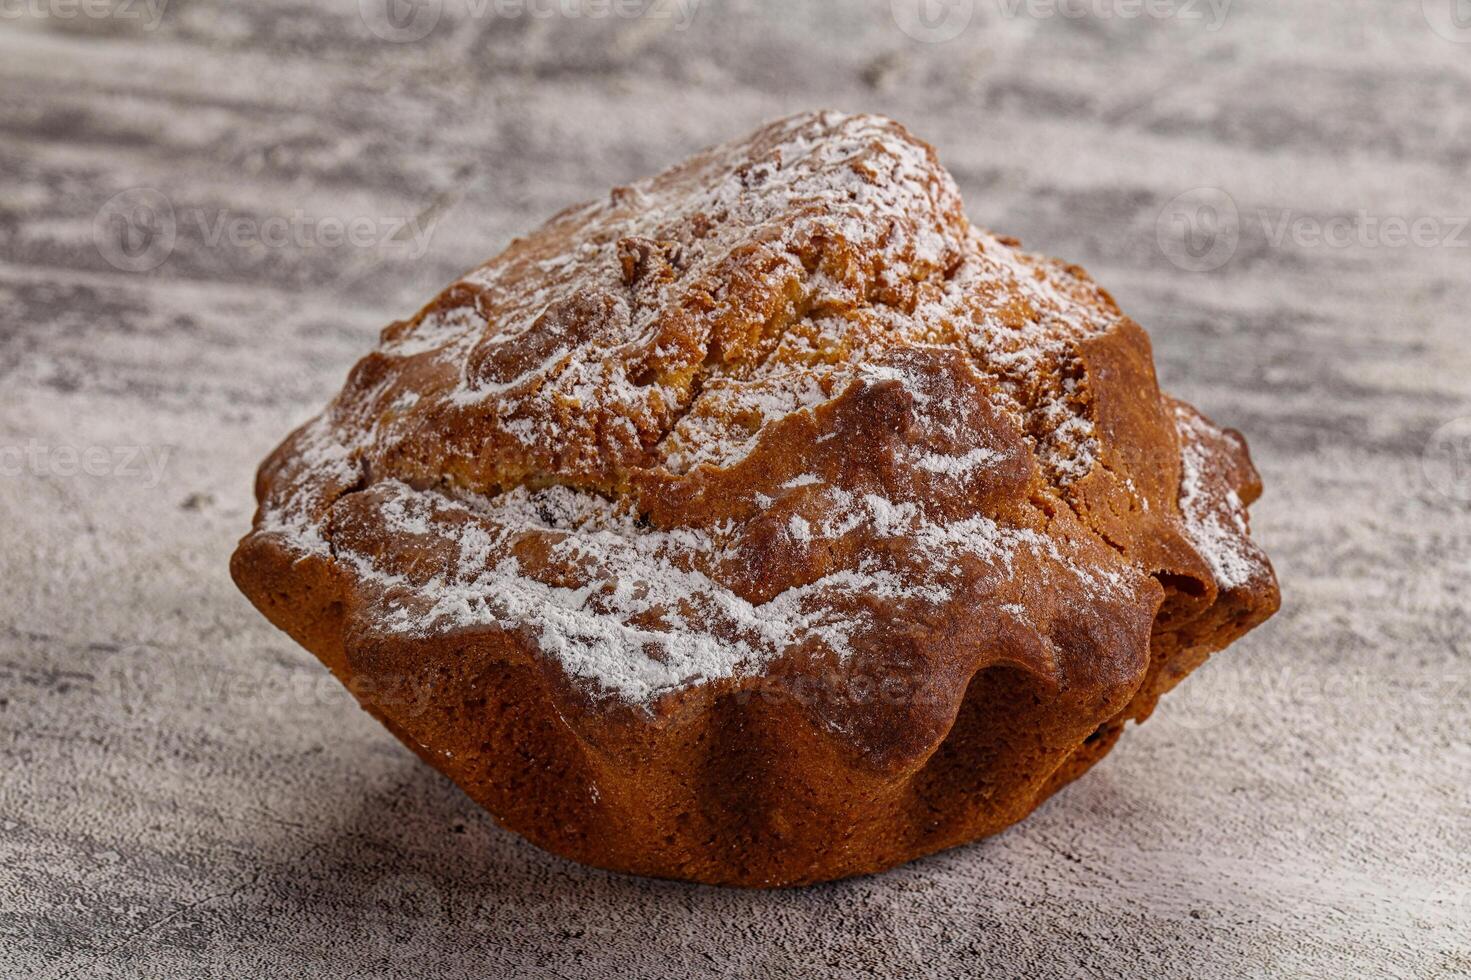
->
245, 112, 1273, 749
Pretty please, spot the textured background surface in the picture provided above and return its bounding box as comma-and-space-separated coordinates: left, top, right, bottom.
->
2, 1, 1469, 977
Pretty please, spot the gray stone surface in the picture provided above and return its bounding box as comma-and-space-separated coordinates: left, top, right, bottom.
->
2, 1, 1469, 977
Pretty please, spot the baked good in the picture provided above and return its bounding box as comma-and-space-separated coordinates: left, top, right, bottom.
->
231, 111, 1279, 887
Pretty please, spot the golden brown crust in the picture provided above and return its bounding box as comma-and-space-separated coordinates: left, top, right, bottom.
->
231, 111, 1279, 886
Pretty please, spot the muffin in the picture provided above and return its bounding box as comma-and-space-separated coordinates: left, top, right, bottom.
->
232, 111, 1279, 887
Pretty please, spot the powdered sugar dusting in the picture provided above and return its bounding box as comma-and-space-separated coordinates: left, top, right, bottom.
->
1176, 406, 1259, 592
917, 446, 1002, 476
245, 112, 1266, 708
352, 111, 1121, 496
316, 472, 1142, 704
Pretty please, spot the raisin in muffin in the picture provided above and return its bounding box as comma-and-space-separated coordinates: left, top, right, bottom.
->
232, 111, 1279, 887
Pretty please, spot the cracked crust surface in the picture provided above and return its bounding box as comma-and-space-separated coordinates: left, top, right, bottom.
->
232, 111, 1280, 886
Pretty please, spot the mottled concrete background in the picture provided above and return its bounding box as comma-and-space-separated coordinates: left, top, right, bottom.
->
2, 1, 1469, 977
